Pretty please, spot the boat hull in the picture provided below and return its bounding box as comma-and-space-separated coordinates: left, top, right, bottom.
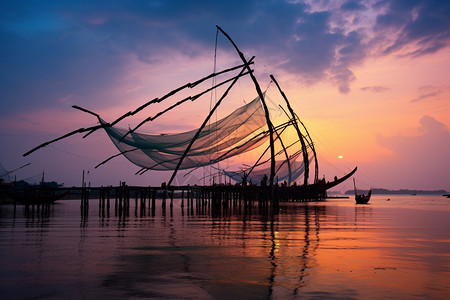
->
277, 167, 358, 200
355, 195, 370, 204
355, 190, 371, 204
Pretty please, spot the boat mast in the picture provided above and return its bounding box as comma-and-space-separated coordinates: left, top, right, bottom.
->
217, 25, 276, 187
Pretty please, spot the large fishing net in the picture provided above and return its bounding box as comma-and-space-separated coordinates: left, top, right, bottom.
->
101, 96, 271, 171
219, 150, 309, 185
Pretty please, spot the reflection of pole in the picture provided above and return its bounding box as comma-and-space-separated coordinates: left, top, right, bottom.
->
313, 206, 321, 255
81, 170, 85, 210
269, 212, 277, 298
294, 204, 310, 295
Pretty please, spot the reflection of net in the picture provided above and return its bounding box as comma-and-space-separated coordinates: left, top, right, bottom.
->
221, 151, 308, 184
101, 96, 269, 170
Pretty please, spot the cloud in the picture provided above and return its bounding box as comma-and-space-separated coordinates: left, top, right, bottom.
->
410, 85, 447, 102
375, 116, 450, 190
375, 0, 450, 57
0, 0, 372, 119
329, 66, 356, 94
341, 1, 367, 11
410, 92, 440, 103
1, 0, 450, 119
360, 85, 390, 93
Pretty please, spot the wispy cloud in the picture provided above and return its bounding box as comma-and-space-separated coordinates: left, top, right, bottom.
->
360, 86, 390, 93
410, 85, 446, 102
375, 0, 450, 57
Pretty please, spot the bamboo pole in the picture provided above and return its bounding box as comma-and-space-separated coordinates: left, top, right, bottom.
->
95, 148, 139, 169
217, 26, 276, 187
272, 124, 292, 185
23, 63, 253, 157
122, 70, 252, 141
294, 113, 319, 183
270, 75, 313, 185
84, 63, 254, 139
167, 57, 255, 186
243, 121, 292, 179
215, 120, 292, 162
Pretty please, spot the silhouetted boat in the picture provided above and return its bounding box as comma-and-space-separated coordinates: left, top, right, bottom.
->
354, 178, 371, 204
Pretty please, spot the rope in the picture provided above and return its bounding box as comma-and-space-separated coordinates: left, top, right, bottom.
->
264, 80, 273, 94
209, 28, 220, 185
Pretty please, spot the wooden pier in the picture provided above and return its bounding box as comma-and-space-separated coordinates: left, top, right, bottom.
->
75, 183, 328, 216
5, 182, 332, 219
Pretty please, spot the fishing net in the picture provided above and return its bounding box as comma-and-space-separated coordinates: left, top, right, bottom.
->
219, 150, 309, 185
101, 96, 270, 170
0, 163, 11, 183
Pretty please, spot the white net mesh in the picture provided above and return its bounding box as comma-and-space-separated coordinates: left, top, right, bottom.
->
101, 96, 270, 171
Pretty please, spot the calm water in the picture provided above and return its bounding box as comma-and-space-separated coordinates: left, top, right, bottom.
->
1, 195, 449, 299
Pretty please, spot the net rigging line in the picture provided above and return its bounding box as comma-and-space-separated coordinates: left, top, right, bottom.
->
22, 62, 254, 158
209, 27, 219, 184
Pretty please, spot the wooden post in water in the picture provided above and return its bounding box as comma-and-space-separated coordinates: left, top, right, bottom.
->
114, 185, 118, 216
192, 189, 195, 208
135, 190, 138, 216
151, 189, 156, 216
81, 170, 86, 211
186, 189, 190, 209
181, 189, 184, 208
99, 187, 102, 213
106, 188, 110, 217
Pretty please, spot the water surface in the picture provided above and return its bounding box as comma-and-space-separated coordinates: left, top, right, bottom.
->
1, 195, 449, 299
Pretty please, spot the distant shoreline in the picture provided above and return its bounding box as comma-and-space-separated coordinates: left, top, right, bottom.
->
343, 188, 448, 195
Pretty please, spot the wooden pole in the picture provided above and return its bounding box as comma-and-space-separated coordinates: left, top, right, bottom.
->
121, 71, 252, 142
217, 26, 276, 187
270, 75, 311, 186
272, 123, 292, 185
23, 62, 253, 157
167, 57, 255, 186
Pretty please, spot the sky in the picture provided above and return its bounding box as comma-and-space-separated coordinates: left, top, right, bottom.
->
1, 0, 449, 191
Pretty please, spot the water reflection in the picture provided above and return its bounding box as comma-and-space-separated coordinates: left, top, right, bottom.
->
1, 196, 450, 299
90, 201, 325, 299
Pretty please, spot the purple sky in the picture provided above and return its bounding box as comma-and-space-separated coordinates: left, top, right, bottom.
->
1, 0, 449, 191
